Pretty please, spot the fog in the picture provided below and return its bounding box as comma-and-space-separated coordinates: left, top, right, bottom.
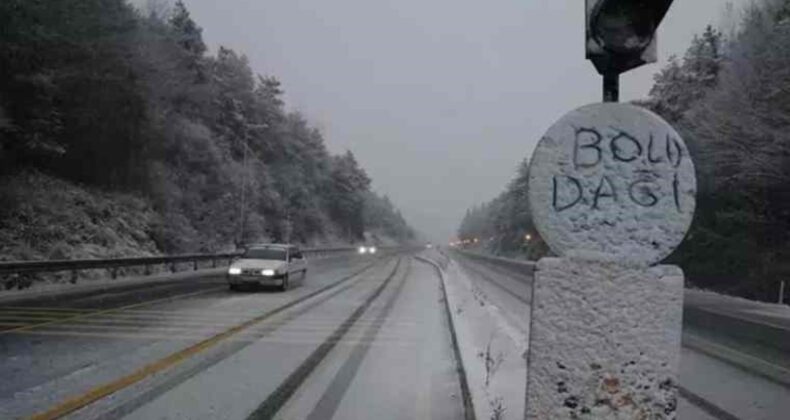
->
166, 0, 747, 242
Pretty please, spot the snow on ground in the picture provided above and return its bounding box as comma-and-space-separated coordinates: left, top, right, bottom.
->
424, 250, 528, 420
439, 251, 790, 420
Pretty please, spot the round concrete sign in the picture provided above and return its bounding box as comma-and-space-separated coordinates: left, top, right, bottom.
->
528, 103, 696, 265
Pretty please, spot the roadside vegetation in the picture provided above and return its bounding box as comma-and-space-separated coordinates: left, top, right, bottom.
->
458, 0, 790, 302
0, 0, 414, 261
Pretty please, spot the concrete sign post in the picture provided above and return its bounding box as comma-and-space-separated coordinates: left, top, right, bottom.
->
524, 103, 695, 419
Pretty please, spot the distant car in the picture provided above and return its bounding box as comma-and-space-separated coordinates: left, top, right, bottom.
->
357, 245, 377, 255
227, 244, 307, 291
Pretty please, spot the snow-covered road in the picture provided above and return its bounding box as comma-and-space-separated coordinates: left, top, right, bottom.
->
0, 253, 467, 419
4, 247, 786, 420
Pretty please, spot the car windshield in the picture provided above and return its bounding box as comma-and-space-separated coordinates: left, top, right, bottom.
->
242, 248, 287, 260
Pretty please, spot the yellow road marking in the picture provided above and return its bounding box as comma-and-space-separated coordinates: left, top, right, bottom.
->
0, 310, 80, 318
1, 287, 224, 336
38, 323, 226, 334
11, 329, 417, 348
27, 308, 288, 420
27, 260, 384, 420
0, 321, 31, 327
4, 303, 414, 328
30, 321, 411, 342
0, 306, 92, 313
44, 317, 238, 328
112, 308, 267, 316
0, 315, 64, 323
8, 329, 209, 342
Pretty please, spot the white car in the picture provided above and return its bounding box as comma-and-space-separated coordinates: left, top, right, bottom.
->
227, 244, 307, 291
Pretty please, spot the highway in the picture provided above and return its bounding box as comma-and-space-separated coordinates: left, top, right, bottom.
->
452, 252, 790, 420
2, 250, 789, 420
0, 252, 466, 420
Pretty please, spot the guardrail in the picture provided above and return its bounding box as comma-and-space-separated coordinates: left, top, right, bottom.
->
450, 248, 790, 384
683, 306, 790, 354
0, 246, 363, 288
450, 248, 536, 276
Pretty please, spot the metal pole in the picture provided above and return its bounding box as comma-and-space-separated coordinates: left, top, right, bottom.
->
603, 73, 619, 103
780, 281, 785, 305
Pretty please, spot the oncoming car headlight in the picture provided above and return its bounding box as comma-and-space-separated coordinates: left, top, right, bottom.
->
228, 267, 242, 275
261, 269, 275, 276
358, 246, 367, 254
369, 247, 377, 254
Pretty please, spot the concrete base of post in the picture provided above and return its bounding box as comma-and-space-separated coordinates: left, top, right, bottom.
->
525, 257, 684, 419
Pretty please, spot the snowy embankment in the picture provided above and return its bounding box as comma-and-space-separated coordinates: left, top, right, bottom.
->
422, 250, 528, 420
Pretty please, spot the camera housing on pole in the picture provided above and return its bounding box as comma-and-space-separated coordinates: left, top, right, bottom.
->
586, 0, 674, 102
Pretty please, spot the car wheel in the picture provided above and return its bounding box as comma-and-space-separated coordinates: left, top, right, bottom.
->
302, 269, 308, 279
280, 274, 290, 291
229, 284, 240, 292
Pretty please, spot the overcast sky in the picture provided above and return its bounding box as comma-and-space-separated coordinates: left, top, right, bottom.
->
157, 0, 746, 242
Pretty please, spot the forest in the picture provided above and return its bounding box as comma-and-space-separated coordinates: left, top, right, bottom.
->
458, 0, 790, 301
0, 0, 414, 261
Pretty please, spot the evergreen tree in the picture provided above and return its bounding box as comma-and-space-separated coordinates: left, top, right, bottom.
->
169, 1, 206, 57
329, 151, 371, 240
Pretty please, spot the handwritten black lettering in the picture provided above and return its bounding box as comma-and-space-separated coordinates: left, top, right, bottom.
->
666, 135, 684, 168
647, 134, 663, 164
592, 176, 617, 209
574, 128, 603, 169
628, 180, 659, 207
610, 131, 642, 163
553, 175, 583, 212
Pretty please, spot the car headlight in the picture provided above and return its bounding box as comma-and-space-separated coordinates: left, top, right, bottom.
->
358, 246, 367, 254
228, 267, 242, 275
369, 247, 377, 254
261, 269, 275, 276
